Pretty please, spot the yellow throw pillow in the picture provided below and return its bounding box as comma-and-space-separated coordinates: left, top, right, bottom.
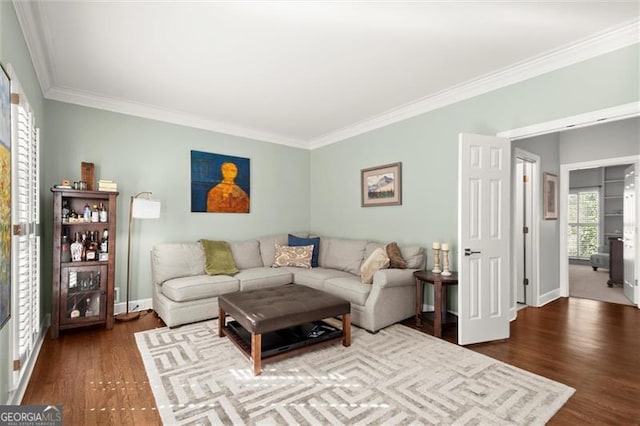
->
200, 240, 239, 276
272, 244, 313, 269
360, 248, 391, 284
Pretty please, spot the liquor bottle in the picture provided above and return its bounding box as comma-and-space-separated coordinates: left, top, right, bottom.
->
70, 300, 80, 319
62, 200, 70, 224
91, 204, 99, 223
69, 208, 78, 220
100, 229, 108, 253
99, 202, 108, 223
85, 232, 97, 261
81, 232, 88, 261
83, 203, 91, 222
60, 235, 71, 262
70, 232, 83, 262
85, 297, 93, 317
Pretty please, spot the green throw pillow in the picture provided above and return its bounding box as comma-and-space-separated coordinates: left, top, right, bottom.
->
200, 240, 239, 276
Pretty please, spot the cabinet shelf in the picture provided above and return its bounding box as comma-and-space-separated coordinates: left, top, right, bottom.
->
62, 221, 110, 226
51, 188, 118, 339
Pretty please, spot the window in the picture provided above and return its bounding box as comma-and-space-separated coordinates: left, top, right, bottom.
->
567, 189, 599, 258
10, 74, 40, 392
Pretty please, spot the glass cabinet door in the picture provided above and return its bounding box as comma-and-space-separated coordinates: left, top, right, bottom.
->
60, 264, 108, 325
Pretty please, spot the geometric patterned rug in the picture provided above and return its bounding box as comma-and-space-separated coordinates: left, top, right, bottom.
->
135, 320, 574, 425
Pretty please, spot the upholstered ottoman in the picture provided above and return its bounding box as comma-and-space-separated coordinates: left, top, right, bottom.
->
218, 285, 351, 375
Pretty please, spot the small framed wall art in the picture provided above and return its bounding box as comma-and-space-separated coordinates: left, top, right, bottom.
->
361, 162, 402, 207
543, 172, 558, 220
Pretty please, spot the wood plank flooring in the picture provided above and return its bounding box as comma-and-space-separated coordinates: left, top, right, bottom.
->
22, 298, 640, 425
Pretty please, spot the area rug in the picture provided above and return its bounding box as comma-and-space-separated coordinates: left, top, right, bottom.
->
135, 320, 574, 425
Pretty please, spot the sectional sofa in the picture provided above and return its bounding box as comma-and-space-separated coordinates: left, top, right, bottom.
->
151, 234, 425, 332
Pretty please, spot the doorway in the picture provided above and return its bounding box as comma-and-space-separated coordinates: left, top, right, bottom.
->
561, 157, 639, 306
512, 149, 539, 311
497, 102, 640, 314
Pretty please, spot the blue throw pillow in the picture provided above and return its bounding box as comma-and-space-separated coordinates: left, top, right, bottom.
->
288, 234, 320, 267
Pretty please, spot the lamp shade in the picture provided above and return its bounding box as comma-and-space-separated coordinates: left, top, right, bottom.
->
131, 198, 161, 219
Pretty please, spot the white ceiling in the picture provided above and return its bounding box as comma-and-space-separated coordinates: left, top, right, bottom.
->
14, 1, 640, 149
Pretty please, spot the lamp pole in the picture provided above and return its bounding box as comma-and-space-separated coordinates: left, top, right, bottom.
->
115, 191, 152, 321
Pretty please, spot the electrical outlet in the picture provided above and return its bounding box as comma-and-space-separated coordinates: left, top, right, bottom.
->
114, 287, 120, 303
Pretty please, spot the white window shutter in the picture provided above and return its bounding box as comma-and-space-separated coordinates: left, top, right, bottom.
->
10, 80, 40, 389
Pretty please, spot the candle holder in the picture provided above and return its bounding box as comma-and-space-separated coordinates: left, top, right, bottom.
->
441, 249, 452, 276
432, 248, 441, 274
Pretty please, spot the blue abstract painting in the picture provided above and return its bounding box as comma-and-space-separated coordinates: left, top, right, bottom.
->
191, 150, 250, 213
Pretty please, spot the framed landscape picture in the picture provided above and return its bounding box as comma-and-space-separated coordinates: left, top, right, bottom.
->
361, 162, 402, 207
543, 172, 558, 220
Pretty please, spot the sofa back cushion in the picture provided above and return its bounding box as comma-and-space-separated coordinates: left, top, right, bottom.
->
319, 238, 367, 275
151, 242, 206, 286
257, 234, 288, 266
401, 245, 426, 269
229, 239, 263, 269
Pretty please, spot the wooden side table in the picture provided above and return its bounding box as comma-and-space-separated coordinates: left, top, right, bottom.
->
414, 270, 458, 338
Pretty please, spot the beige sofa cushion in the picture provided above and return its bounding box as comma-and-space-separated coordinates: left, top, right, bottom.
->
235, 267, 293, 291
292, 268, 354, 291
257, 234, 288, 266
401, 245, 426, 269
324, 276, 372, 306
152, 243, 205, 286
162, 274, 239, 302
229, 240, 263, 269
360, 248, 390, 284
320, 238, 367, 275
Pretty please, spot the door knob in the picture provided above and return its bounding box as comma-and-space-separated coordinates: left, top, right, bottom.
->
464, 248, 481, 256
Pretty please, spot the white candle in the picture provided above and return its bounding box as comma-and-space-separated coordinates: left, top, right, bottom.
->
441, 243, 449, 251
432, 242, 440, 250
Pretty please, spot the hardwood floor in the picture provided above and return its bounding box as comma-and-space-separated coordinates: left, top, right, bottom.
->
23, 298, 639, 425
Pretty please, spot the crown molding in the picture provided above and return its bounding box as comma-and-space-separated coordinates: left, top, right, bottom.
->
46, 86, 308, 148
309, 19, 640, 149
12, 0, 55, 95
497, 102, 640, 140
13, 0, 639, 151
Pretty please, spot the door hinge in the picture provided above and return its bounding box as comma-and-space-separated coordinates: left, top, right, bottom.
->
13, 224, 25, 236
523, 174, 529, 183
13, 359, 21, 371
523, 226, 529, 234
524, 278, 529, 286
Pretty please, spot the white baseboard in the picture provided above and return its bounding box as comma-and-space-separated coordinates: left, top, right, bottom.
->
9, 313, 51, 404
538, 288, 561, 307
114, 298, 153, 315
510, 307, 518, 322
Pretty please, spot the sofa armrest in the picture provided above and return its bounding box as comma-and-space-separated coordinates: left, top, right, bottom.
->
373, 268, 419, 289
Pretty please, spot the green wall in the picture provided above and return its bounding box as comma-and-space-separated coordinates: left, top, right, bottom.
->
42, 101, 311, 303
310, 44, 639, 269
1, 0, 639, 404
0, 0, 45, 406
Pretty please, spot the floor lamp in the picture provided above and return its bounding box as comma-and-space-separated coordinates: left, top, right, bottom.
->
115, 191, 161, 322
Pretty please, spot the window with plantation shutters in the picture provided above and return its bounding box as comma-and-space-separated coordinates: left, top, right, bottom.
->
10, 77, 40, 390
567, 188, 600, 259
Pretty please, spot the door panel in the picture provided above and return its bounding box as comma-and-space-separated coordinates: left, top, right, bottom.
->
623, 165, 636, 304
458, 133, 510, 345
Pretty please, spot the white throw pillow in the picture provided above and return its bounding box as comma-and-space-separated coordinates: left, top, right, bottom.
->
272, 244, 313, 269
360, 248, 390, 284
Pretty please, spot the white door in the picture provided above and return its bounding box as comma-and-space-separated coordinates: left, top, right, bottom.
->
514, 158, 534, 305
623, 165, 636, 304
458, 133, 511, 345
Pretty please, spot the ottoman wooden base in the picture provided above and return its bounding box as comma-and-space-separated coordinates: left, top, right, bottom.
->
218, 285, 351, 375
